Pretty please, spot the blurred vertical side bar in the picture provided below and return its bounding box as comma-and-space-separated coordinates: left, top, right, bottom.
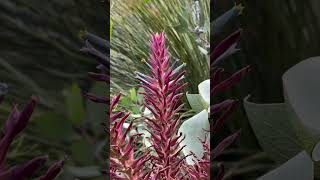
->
80, 0, 110, 178
210, 0, 251, 179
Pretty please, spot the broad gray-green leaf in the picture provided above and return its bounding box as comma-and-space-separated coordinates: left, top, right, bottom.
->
282, 57, 320, 177
283, 57, 320, 140
312, 141, 320, 161
243, 95, 302, 164
198, 79, 210, 106
257, 151, 313, 180
186, 93, 207, 113
178, 110, 209, 165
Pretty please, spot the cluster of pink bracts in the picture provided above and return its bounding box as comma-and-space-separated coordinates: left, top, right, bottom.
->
81, 29, 249, 179
0, 96, 64, 180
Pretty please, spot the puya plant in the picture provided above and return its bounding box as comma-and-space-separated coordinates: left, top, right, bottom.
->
82, 29, 250, 179
0, 84, 64, 180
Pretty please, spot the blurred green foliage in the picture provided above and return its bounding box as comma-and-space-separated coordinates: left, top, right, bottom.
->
111, 0, 209, 93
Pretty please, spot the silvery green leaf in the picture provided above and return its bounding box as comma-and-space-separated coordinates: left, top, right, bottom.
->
257, 151, 313, 180
282, 57, 320, 177
283, 57, 320, 139
178, 110, 209, 165
244, 57, 320, 177
243, 95, 302, 164
186, 93, 208, 113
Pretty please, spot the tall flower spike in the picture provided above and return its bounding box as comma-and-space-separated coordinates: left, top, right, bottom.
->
137, 32, 187, 179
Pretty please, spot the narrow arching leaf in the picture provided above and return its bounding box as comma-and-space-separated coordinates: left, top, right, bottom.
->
211, 29, 242, 66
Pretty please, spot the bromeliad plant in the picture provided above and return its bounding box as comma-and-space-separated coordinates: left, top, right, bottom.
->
0, 87, 64, 180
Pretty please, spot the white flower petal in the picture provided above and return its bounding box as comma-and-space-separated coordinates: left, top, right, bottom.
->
198, 79, 210, 106
178, 110, 209, 165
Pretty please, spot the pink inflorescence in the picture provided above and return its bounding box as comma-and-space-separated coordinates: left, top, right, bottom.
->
136, 32, 188, 179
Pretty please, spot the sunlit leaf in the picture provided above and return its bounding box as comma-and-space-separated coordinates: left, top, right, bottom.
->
129, 88, 137, 102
